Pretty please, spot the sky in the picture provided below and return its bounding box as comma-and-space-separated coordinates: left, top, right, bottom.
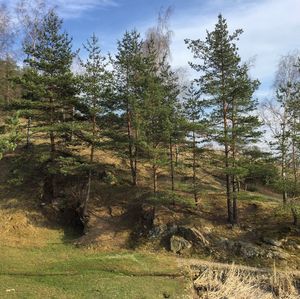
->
5, 0, 300, 100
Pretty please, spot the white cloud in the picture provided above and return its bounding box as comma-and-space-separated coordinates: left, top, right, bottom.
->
169, 0, 300, 97
53, 0, 118, 18
5, 0, 118, 19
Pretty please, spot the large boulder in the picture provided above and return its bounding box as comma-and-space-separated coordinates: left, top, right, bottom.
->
178, 226, 210, 248
151, 206, 179, 237
141, 204, 180, 238
170, 235, 192, 254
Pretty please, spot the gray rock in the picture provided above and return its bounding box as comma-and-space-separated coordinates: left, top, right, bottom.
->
149, 224, 168, 238
217, 238, 265, 258
262, 237, 283, 247
213, 236, 292, 260
168, 224, 178, 235
178, 226, 210, 248
236, 241, 264, 258
170, 235, 192, 254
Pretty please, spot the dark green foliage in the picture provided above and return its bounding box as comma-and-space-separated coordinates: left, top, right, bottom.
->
111, 30, 144, 186
77, 33, 112, 217
139, 40, 172, 193
186, 15, 261, 223
183, 83, 207, 203
0, 58, 22, 104
22, 9, 77, 143
0, 112, 21, 159
240, 147, 279, 188
21, 9, 78, 201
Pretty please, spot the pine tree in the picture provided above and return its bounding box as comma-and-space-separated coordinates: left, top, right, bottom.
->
140, 40, 169, 193
15, 0, 49, 147
183, 83, 206, 204
112, 30, 144, 186
276, 52, 300, 200
0, 112, 20, 159
159, 60, 182, 193
228, 64, 261, 223
78, 33, 111, 218
22, 9, 76, 201
186, 15, 260, 224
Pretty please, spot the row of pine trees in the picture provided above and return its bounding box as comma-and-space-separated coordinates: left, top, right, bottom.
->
1, 3, 300, 226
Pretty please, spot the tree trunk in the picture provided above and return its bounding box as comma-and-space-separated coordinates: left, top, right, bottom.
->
134, 129, 138, 186
26, 117, 31, 148
153, 164, 157, 194
47, 98, 56, 201
231, 97, 238, 224
83, 169, 92, 217
223, 101, 232, 224
192, 128, 198, 204
282, 156, 288, 204
221, 53, 232, 224
83, 106, 96, 219
291, 206, 298, 226
225, 159, 232, 223
127, 106, 137, 186
70, 106, 75, 142
232, 176, 238, 224
175, 145, 179, 166
281, 106, 288, 204
169, 137, 175, 193
292, 116, 298, 197
49, 132, 56, 200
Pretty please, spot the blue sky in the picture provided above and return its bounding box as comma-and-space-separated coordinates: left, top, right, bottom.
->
6, 0, 300, 100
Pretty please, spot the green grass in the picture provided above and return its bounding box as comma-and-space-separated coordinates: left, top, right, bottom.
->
146, 191, 195, 208
0, 241, 189, 298
238, 191, 276, 203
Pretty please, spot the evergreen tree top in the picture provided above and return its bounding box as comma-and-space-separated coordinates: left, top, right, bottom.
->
24, 9, 75, 76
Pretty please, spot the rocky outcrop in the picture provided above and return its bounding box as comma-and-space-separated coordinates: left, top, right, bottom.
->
217, 238, 291, 260
261, 237, 284, 247
218, 238, 265, 258
148, 205, 180, 238
177, 226, 210, 247
170, 235, 192, 254
142, 204, 298, 260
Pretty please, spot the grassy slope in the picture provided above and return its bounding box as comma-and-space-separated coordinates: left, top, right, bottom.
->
0, 152, 190, 299
0, 242, 189, 298
1, 138, 300, 297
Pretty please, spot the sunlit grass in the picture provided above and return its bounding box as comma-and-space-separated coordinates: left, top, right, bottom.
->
0, 242, 188, 299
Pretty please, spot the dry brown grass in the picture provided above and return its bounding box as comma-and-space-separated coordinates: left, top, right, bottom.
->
0, 199, 64, 247
192, 263, 299, 299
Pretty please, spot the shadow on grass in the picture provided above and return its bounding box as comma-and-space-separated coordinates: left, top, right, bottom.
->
0, 144, 145, 244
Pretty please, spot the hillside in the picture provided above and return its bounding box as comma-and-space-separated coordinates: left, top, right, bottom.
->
1, 143, 300, 298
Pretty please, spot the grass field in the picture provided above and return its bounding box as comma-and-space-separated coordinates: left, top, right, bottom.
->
0, 236, 189, 299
